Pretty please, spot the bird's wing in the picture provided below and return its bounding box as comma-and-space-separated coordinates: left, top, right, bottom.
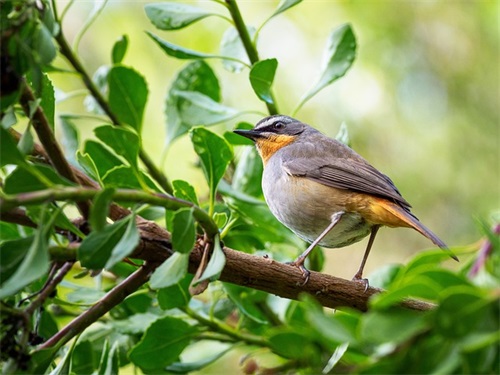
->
283, 156, 412, 210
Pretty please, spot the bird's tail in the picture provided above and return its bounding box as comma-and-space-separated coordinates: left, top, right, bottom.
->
372, 198, 458, 261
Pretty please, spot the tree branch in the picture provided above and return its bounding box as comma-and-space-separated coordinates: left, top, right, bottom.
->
0, 186, 434, 313
19, 81, 91, 219
37, 261, 156, 351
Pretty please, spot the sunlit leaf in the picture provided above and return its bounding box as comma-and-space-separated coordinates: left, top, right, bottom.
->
220, 26, 254, 72
165, 61, 220, 146
165, 346, 234, 373
198, 234, 226, 282
175, 90, 240, 126
173, 179, 199, 205
298, 23, 356, 109
108, 66, 148, 132
270, 0, 303, 19
145, 3, 213, 30
147, 31, 213, 60
249, 58, 278, 104
111, 35, 128, 64
94, 125, 140, 168
150, 252, 190, 289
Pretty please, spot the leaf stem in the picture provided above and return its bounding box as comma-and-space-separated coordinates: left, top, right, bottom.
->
182, 306, 269, 348
224, 0, 278, 115
0, 186, 219, 238
52, 12, 173, 194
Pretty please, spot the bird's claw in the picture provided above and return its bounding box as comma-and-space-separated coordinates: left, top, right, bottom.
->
352, 275, 369, 293
286, 260, 311, 286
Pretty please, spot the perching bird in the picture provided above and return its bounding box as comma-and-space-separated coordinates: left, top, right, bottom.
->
234, 115, 456, 287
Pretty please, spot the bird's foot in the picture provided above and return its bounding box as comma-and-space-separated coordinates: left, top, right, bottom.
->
286, 260, 311, 286
352, 273, 369, 293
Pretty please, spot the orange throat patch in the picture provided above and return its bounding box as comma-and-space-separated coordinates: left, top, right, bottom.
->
256, 134, 297, 164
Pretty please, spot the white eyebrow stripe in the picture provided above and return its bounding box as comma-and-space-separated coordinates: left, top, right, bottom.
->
255, 115, 292, 130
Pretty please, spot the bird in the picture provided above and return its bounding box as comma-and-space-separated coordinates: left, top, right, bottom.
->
233, 115, 457, 287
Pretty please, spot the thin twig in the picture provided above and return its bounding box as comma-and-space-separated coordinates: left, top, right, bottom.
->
37, 262, 156, 350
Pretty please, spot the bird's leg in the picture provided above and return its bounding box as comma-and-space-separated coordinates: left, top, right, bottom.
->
352, 225, 380, 291
289, 211, 345, 285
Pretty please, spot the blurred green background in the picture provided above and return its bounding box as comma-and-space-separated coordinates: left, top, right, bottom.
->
52, 0, 498, 282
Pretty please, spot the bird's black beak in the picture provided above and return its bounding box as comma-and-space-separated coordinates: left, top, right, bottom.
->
233, 129, 264, 141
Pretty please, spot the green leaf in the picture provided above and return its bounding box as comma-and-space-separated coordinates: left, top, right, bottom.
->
198, 234, 226, 282
175, 90, 240, 126
298, 23, 356, 110
249, 58, 278, 104
17, 126, 34, 155
361, 308, 428, 345
145, 3, 213, 30
157, 273, 194, 310
224, 122, 254, 146
76, 151, 100, 182
102, 165, 158, 191
35, 21, 57, 65
173, 179, 199, 205
129, 316, 198, 371
165, 346, 233, 373
78, 216, 138, 269
97, 341, 119, 375
268, 331, 313, 360
0, 236, 32, 285
232, 146, 264, 197
172, 207, 196, 254
220, 26, 254, 73
150, 252, 190, 289
190, 127, 233, 213
82, 140, 123, 179
223, 283, 269, 324
147, 31, 213, 60
108, 66, 148, 132
0, 125, 27, 167
165, 61, 221, 146
94, 125, 140, 168
89, 188, 115, 232
38, 73, 55, 131
0, 213, 50, 299
4, 164, 74, 194
60, 116, 80, 166
270, 0, 303, 19
213, 212, 228, 229
111, 35, 128, 64
105, 213, 140, 269
48, 338, 77, 375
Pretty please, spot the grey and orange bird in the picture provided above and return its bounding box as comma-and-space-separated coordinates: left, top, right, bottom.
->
234, 115, 457, 287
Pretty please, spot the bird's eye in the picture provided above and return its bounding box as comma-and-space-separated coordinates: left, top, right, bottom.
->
273, 121, 285, 130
